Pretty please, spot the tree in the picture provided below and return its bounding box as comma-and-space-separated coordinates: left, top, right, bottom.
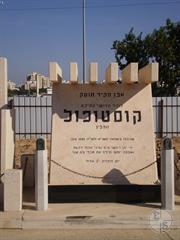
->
112, 19, 180, 96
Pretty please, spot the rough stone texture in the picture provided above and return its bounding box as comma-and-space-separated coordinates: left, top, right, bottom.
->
14, 138, 51, 168
50, 83, 158, 185
4, 169, 22, 211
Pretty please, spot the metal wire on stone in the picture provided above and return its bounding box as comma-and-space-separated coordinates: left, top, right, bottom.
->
51, 159, 157, 179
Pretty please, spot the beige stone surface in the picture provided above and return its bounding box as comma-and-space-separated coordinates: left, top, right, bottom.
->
0, 109, 15, 175
49, 62, 62, 83
70, 62, 78, 84
0, 195, 179, 229
0, 211, 23, 228
12, 137, 180, 193
50, 83, 157, 185
122, 63, 138, 84
139, 63, 159, 84
0, 57, 8, 177
105, 63, 118, 84
0, 58, 7, 110
0, 194, 180, 229
89, 63, 98, 84
1, 229, 180, 240
35, 150, 48, 211
4, 169, 22, 211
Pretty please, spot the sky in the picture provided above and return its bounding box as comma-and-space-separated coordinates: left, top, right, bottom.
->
0, 0, 180, 85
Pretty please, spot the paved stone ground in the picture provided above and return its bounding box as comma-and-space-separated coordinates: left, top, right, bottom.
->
1, 196, 180, 230
0, 229, 180, 240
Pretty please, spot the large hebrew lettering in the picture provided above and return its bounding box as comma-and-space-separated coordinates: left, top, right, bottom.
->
50, 62, 158, 185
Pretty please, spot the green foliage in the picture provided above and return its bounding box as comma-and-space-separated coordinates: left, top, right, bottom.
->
8, 89, 20, 97
112, 19, 180, 96
8, 86, 47, 97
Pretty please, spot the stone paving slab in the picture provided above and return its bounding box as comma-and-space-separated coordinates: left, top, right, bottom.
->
0, 195, 179, 229
0, 211, 23, 229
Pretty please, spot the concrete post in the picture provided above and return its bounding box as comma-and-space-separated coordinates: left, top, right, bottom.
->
161, 138, 175, 210
122, 63, 138, 84
0, 57, 8, 177
0, 57, 8, 110
35, 138, 48, 211
105, 63, 118, 84
70, 62, 78, 84
139, 63, 159, 84
89, 62, 98, 84
4, 169, 22, 211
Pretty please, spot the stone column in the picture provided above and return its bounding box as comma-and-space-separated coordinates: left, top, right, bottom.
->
0, 58, 8, 176
35, 138, 48, 210
0, 57, 14, 176
0, 57, 8, 110
4, 169, 22, 211
161, 138, 175, 210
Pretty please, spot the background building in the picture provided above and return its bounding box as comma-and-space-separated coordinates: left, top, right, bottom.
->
8, 80, 17, 90
24, 72, 51, 91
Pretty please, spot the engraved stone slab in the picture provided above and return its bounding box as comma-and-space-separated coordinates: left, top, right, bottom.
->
50, 83, 157, 185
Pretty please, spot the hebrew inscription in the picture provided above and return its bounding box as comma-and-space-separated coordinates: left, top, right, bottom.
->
50, 83, 157, 185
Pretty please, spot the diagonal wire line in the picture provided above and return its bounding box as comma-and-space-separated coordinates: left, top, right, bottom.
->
51, 159, 157, 179
0, 1, 180, 11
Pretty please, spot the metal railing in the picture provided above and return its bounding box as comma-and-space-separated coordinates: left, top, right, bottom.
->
11, 96, 180, 139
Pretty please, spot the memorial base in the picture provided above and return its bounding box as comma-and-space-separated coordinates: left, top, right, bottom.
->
48, 185, 161, 203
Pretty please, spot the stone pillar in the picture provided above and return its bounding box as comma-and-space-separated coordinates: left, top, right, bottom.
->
105, 63, 118, 84
35, 138, 48, 211
1, 109, 15, 173
89, 62, 98, 84
0, 57, 8, 176
4, 169, 22, 211
161, 138, 175, 210
0, 57, 8, 110
70, 62, 78, 84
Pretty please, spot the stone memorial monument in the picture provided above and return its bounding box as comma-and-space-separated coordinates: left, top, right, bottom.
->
0, 57, 16, 208
49, 62, 159, 186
